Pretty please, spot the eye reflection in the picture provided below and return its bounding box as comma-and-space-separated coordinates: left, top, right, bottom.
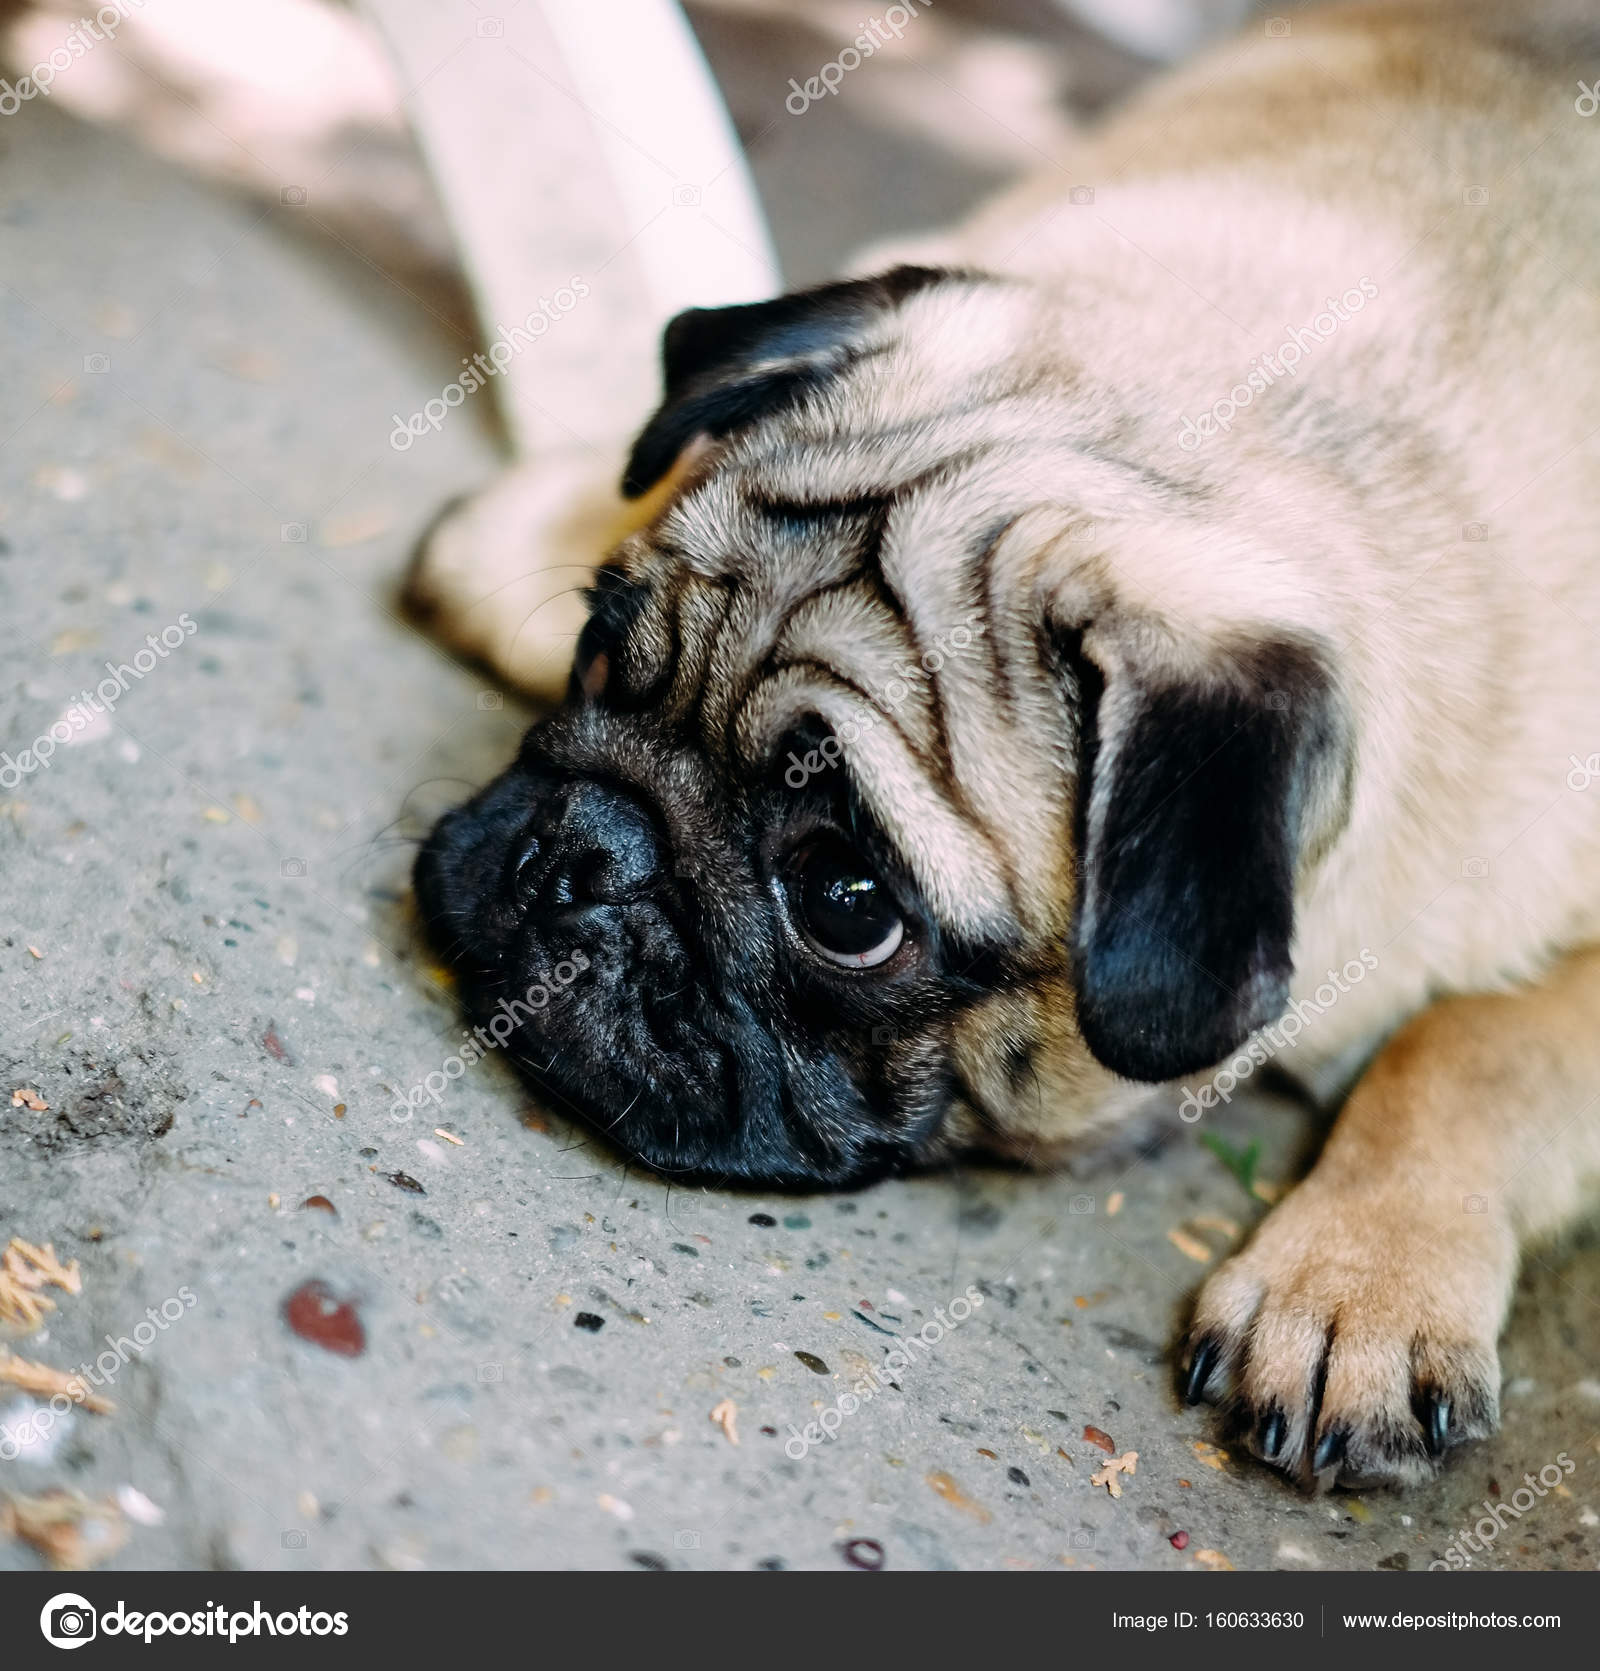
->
788, 838, 905, 969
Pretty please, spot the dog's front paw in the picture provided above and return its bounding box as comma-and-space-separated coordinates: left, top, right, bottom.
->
405, 455, 629, 703
1180, 1175, 1516, 1487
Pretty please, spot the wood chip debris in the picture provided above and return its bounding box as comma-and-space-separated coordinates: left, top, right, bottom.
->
926, 1470, 992, 1524
1167, 1227, 1214, 1264
434, 1128, 464, 1146
1105, 1191, 1124, 1216
1190, 1214, 1240, 1240
318, 509, 392, 548
1089, 1450, 1139, 1498
10, 1088, 47, 1111
1192, 1547, 1235, 1571
0, 1350, 114, 1413
0, 1239, 83, 1331
1083, 1424, 1116, 1454
708, 1398, 739, 1446
1191, 1440, 1230, 1472
1, 1489, 128, 1570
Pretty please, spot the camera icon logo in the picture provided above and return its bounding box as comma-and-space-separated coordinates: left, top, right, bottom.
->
870, 1026, 897, 1045
477, 17, 504, 36
281, 522, 307, 543
477, 690, 504, 710
674, 185, 702, 207
281, 857, 307, 878
1069, 1194, 1095, 1215
1464, 185, 1488, 205
281, 1529, 308, 1549
40, 1594, 97, 1649
1265, 689, 1290, 711
1461, 856, 1489, 878
83, 353, 110, 374
1463, 1194, 1489, 1214
1071, 1529, 1096, 1548
1463, 521, 1489, 542
673, 1530, 701, 1549
281, 186, 307, 207
1265, 17, 1291, 36
1068, 185, 1094, 205
477, 1363, 504, 1384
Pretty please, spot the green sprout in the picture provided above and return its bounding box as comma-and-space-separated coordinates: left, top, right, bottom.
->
1199, 1132, 1260, 1197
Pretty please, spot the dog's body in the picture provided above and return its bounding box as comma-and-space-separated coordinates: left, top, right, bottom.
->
417, 0, 1600, 1489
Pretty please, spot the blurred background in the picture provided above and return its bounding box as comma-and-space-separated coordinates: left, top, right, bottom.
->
0, 0, 1260, 316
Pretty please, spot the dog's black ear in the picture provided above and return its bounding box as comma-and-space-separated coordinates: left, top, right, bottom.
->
1066, 634, 1350, 1083
621, 265, 956, 497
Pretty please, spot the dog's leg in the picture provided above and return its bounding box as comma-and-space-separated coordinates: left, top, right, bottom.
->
404, 451, 632, 704
1183, 944, 1600, 1487
365, 1, 778, 702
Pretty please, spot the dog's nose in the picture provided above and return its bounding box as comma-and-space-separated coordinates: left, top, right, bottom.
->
524, 781, 662, 909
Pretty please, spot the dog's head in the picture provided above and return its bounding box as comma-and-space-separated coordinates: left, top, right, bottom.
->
416, 267, 1352, 1185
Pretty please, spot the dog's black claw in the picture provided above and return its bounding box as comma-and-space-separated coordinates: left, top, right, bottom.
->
1423, 1394, 1451, 1458
1183, 1337, 1220, 1405
1313, 1425, 1348, 1472
1259, 1408, 1286, 1460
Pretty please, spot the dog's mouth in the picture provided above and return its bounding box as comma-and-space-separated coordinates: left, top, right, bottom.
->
413, 744, 941, 1187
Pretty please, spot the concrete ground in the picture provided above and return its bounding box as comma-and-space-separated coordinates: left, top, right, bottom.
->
2, 23, 1599, 1575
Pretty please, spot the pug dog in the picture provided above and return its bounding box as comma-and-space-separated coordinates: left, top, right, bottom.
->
415, 0, 1600, 1489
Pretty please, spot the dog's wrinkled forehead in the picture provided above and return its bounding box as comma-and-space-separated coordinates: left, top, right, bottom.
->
576, 436, 1077, 943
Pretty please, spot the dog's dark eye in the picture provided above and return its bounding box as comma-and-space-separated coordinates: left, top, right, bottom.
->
572, 619, 611, 701
573, 566, 645, 703
788, 838, 904, 969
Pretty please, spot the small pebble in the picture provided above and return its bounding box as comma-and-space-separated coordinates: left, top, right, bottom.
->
116, 1485, 165, 1526
842, 1538, 885, 1571
282, 1280, 365, 1357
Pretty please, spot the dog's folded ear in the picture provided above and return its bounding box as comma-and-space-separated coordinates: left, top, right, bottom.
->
1064, 629, 1350, 1083
621, 265, 956, 497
